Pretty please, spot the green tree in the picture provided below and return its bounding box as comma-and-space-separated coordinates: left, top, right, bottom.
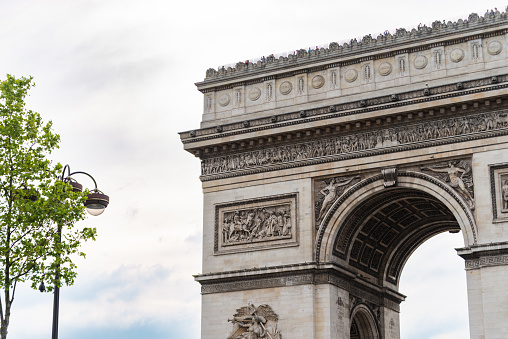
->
0, 75, 96, 338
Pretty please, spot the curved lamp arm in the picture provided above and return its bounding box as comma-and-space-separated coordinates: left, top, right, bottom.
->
60, 165, 109, 216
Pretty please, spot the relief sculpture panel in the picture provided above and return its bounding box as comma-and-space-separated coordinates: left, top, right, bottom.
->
201, 108, 508, 178
214, 194, 298, 254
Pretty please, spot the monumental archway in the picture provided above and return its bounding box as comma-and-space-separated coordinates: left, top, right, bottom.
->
181, 9, 508, 339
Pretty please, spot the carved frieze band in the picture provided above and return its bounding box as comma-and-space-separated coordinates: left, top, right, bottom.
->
200, 270, 402, 311
465, 254, 508, 269
214, 194, 298, 254
201, 108, 508, 181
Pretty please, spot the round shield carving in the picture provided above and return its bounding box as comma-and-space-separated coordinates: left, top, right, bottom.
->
344, 69, 358, 83
248, 87, 261, 101
219, 93, 230, 107
414, 55, 428, 69
378, 62, 392, 76
279, 81, 292, 95
311, 75, 325, 89
487, 41, 502, 55
450, 48, 464, 63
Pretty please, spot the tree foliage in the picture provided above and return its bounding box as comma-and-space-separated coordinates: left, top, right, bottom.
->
0, 75, 96, 338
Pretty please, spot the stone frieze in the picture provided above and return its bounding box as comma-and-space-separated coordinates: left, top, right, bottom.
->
202, 108, 508, 179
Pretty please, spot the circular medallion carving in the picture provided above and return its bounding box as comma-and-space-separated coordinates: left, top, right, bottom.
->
219, 93, 230, 107
413, 55, 428, 69
311, 75, 325, 89
248, 87, 261, 101
344, 69, 358, 83
487, 41, 502, 55
279, 81, 292, 95
378, 62, 392, 76
450, 48, 464, 63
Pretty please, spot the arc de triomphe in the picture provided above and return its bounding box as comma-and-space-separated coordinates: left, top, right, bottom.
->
180, 10, 508, 339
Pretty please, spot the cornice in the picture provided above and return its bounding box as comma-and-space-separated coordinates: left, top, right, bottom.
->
181, 74, 507, 148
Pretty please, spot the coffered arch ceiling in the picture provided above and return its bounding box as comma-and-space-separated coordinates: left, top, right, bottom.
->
332, 188, 460, 286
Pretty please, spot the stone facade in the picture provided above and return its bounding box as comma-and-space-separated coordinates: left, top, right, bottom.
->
181, 9, 508, 339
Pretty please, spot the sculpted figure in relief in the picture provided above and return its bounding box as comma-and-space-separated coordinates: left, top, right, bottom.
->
502, 179, 508, 210
227, 304, 281, 339
202, 110, 508, 178
316, 176, 360, 223
421, 160, 475, 209
222, 205, 292, 246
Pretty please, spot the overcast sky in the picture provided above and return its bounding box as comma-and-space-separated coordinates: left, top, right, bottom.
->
0, 1, 505, 338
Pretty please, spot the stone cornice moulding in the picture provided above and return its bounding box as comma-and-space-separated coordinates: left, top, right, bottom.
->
181, 74, 508, 145
195, 261, 405, 310
457, 241, 508, 266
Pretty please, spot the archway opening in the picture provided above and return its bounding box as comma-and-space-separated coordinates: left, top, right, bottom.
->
350, 305, 380, 339
332, 187, 461, 287
399, 231, 469, 338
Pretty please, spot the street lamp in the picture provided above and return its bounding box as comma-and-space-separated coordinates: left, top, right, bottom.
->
38, 164, 109, 339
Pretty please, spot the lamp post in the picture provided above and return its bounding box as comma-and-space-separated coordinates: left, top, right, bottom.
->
38, 165, 109, 339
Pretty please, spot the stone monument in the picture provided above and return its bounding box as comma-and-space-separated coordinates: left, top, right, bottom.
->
180, 9, 508, 338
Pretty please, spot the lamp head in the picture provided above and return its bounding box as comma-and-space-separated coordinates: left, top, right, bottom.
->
84, 191, 109, 216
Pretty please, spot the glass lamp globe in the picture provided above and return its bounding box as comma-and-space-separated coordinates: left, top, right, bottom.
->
84, 192, 109, 216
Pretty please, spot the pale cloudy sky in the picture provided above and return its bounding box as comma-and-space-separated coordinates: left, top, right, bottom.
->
0, 1, 505, 338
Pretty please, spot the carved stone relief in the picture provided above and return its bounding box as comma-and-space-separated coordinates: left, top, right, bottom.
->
421, 159, 474, 209
227, 304, 282, 339
488, 40, 503, 55
378, 62, 392, 76
330, 71, 338, 89
279, 81, 292, 95
433, 48, 443, 69
215, 194, 298, 254
312, 75, 325, 89
398, 57, 406, 76
249, 87, 261, 101
414, 55, 428, 70
266, 83, 273, 102
345, 69, 358, 83
298, 77, 305, 94
235, 90, 242, 107
450, 48, 465, 63
489, 163, 508, 221
201, 108, 508, 178
363, 65, 371, 82
314, 176, 361, 224
219, 93, 231, 107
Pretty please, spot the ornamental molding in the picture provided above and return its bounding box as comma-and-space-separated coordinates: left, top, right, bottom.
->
465, 254, 508, 269
183, 74, 508, 143
200, 106, 508, 182
196, 264, 403, 310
